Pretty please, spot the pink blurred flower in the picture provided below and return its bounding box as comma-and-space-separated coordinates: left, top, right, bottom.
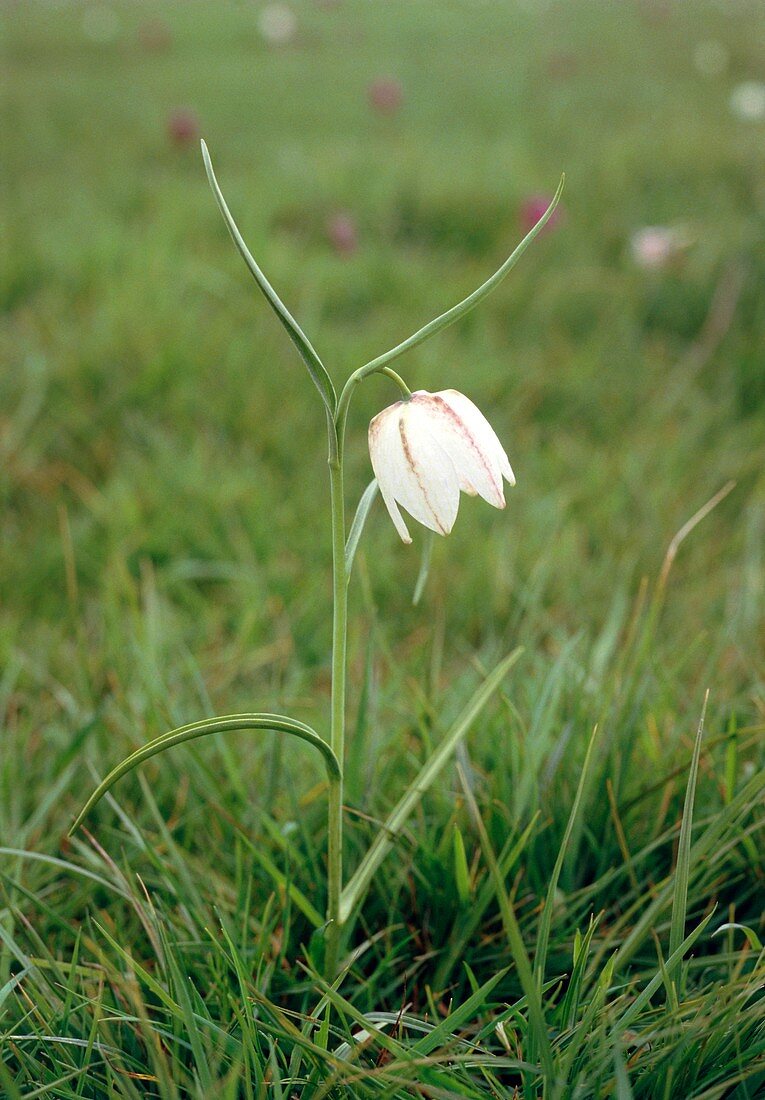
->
326, 212, 358, 257
519, 194, 564, 236
368, 77, 403, 116
167, 108, 200, 148
138, 17, 173, 53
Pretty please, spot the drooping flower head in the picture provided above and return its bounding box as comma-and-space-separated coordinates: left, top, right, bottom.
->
326, 212, 359, 257
368, 389, 515, 544
368, 77, 404, 116
730, 81, 765, 123
630, 225, 689, 269
167, 108, 200, 148
519, 193, 564, 236
258, 4, 298, 47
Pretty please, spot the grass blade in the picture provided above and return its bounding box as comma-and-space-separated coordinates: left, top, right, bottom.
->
410, 967, 508, 1057
614, 909, 716, 1034
668, 691, 707, 978
339, 648, 523, 924
458, 763, 556, 1090
534, 724, 600, 988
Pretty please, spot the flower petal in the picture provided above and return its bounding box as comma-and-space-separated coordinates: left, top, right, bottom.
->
443, 389, 515, 486
379, 489, 413, 543
394, 402, 461, 535
368, 403, 413, 543
420, 390, 512, 507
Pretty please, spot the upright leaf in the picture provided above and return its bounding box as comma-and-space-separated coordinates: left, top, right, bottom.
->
339, 648, 523, 924
668, 692, 707, 978
201, 140, 337, 415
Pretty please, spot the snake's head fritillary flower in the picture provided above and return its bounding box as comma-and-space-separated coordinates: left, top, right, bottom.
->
630, 225, 689, 269
258, 4, 297, 47
368, 389, 515, 544
368, 77, 404, 115
326, 212, 358, 257
167, 108, 200, 147
519, 193, 564, 236
138, 17, 173, 53
730, 81, 765, 123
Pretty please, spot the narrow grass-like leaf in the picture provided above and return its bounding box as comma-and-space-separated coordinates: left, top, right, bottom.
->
652, 931, 678, 1014
613, 1041, 634, 1099
412, 530, 435, 607
344, 479, 378, 579
338, 648, 523, 924
614, 909, 715, 1033
0, 966, 31, 1010
559, 915, 600, 1030
201, 140, 337, 416
712, 923, 763, 951
535, 724, 599, 987
410, 967, 508, 1056
458, 763, 556, 1089
606, 768, 765, 974
433, 814, 539, 991
452, 825, 471, 905
91, 921, 183, 1017
234, 828, 324, 928
0, 849, 131, 900
311, 978, 489, 1098
668, 691, 707, 978
158, 923, 213, 1092
559, 956, 615, 1083
353, 176, 565, 382
69, 713, 341, 835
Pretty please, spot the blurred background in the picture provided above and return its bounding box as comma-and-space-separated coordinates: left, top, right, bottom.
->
3, 0, 764, 761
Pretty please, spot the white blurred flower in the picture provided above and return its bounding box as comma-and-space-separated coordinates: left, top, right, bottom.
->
730, 81, 765, 122
630, 226, 687, 269
258, 4, 297, 46
368, 389, 515, 544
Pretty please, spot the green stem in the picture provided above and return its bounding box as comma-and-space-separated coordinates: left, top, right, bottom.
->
325, 439, 347, 978
324, 365, 411, 976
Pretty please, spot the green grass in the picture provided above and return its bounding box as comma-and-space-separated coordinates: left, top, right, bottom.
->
2, 0, 765, 1095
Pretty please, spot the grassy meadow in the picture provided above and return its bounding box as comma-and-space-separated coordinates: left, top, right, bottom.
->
2, 0, 765, 1095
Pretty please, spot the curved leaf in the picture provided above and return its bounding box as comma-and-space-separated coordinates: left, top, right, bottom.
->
344, 478, 378, 579
712, 922, 763, 951
70, 713, 340, 835
353, 175, 565, 382
201, 141, 337, 415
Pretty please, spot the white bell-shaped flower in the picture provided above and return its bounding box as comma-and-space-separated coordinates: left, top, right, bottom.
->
368, 389, 515, 543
